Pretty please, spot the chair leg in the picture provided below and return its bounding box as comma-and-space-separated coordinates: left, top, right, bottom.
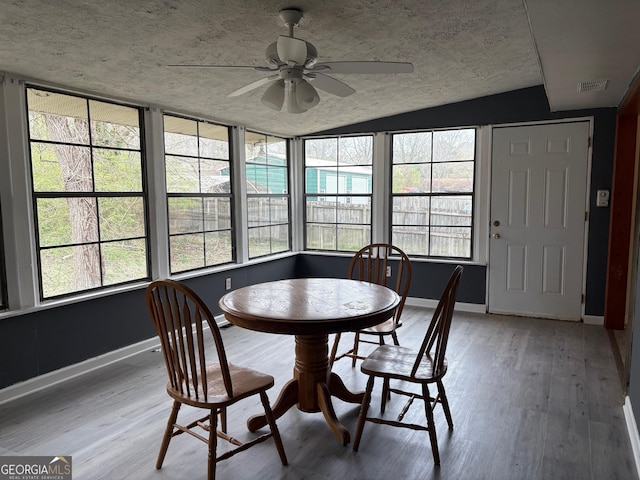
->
329, 333, 341, 367
437, 380, 453, 429
260, 391, 288, 466
207, 409, 218, 480
381, 378, 390, 413
353, 376, 375, 451
220, 406, 227, 433
156, 400, 180, 469
391, 331, 400, 346
352, 332, 360, 368
422, 384, 440, 465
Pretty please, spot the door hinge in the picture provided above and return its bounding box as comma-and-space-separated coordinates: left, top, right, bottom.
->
582, 294, 585, 304
585, 211, 588, 222
588, 137, 592, 148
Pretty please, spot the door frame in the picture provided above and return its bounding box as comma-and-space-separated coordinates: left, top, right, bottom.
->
485, 117, 595, 321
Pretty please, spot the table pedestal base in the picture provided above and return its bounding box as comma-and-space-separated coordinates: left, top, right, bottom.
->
246, 334, 364, 445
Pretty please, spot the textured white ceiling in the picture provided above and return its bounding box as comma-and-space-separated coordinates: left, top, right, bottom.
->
0, 0, 637, 136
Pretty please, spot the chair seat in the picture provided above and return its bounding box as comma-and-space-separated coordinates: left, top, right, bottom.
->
359, 318, 401, 335
360, 345, 448, 382
168, 362, 275, 408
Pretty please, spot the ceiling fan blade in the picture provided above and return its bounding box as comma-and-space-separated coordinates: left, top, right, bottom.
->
318, 61, 414, 74
306, 73, 355, 97
168, 64, 277, 72
228, 74, 279, 97
277, 35, 307, 65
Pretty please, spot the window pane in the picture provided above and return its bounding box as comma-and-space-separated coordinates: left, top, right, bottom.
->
163, 116, 198, 156
392, 196, 430, 226
168, 197, 203, 234
99, 197, 145, 241
270, 196, 289, 224
248, 197, 270, 227
40, 244, 101, 298
94, 149, 142, 192
306, 223, 336, 250
248, 226, 272, 258
339, 136, 373, 166
27, 90, 89, 144
202, 159, 231, 193
391, 225, 429, 256
306, 138, 337, 163
165, 155, 200, 193
89, 100, 140, 149
392, 164, 431, 193
37, 197, 98, 247
432, 161, 474, 193
170, 234, 204, 272
337, 224, 371, 251
199, 122, 230, 159
430, 195, 473, 226
306, 198, 337, 223
393, 132, 432, 163
102, 239, 147, 285
32, 143, 93, 193
31, 142, 65, 192
430, 226, 471, 257
204, 197, 231, 231
205, 231, 232, 266
267, 165, 288, 193
271, 224, 290, 253
433, 129, 475, 162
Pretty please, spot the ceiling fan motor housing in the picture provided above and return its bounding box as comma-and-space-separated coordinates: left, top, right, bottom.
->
265, 40, 318, 68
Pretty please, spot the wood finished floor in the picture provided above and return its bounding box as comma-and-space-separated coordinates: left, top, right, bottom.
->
0, 307, 637, 480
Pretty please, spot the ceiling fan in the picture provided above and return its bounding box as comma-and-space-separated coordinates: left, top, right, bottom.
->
169, 8, 414, 114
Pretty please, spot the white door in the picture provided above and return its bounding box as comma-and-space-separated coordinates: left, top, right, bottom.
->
489, 122, 590, 320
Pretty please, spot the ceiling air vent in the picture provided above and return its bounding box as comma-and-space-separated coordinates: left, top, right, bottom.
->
577, 80, 608, 93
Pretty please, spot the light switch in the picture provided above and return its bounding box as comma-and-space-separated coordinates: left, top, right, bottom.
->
596, 190, 609, 207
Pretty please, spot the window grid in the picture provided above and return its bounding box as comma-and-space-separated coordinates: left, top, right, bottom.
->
303, 135, 373, 252
163, 114, 234, 274
391, 128, 475, 259
245, 131, 291, 259
26, 86, 149, 300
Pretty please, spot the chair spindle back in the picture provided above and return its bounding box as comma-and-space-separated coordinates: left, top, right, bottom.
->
348, 243, 412, 324
146, 279, 233, 401
411, 265, 463, 377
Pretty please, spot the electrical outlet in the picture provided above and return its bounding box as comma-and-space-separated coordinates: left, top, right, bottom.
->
225, 278, 231, 290
386, 266, 392, 277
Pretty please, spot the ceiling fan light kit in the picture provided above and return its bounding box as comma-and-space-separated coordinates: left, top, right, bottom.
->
171, 7, 414, 114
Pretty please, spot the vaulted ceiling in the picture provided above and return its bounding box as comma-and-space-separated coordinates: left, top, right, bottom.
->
1, 0, 638, 136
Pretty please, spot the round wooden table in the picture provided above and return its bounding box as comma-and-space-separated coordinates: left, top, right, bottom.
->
218, 278, 400, 445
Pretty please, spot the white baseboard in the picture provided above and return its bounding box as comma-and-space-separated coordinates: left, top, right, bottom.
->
624, 396, 640, 479
583, 315, 604, 325
406, 297, 486, 314
0, 314, 229, 406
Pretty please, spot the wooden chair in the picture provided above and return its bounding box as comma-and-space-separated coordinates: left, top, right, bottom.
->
329, 243, 412, 367
353, 265, 463, 466
145, 279, 287, 480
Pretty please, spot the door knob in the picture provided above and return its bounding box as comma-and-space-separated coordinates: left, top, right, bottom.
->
492, 233, 501, 239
